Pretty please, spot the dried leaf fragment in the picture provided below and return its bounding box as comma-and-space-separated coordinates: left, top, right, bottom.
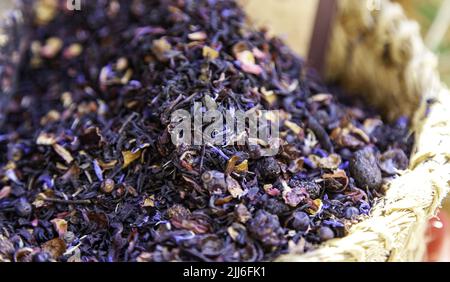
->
52, 144, 74, 164
226, 176, 244, 198
188, 31, 207, 41
41, 238, 66, 259
122, 150, 142, 168
202, 46, 219, 60
51, 218, 68, 238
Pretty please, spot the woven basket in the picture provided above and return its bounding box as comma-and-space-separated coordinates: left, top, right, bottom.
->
272, 0, 450, 262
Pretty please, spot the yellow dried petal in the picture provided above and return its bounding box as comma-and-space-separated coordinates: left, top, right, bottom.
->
261, 87, 277, 105
236, 50, 255, 65
226, 176, 243, 198
41, 37, 63, 58
202, 46, 219, 60
51, 218, 68, 237
35, 0, 58, 25
64, 43, 83, 59
122, 150, 142, 168
52, 144, 74, 164
188, 31, 207, 41
36, 132, 56, 145
98, 159, 118, 170
142, 195, 155, 207
234, 160, 248, 173
284, 120, 302, 135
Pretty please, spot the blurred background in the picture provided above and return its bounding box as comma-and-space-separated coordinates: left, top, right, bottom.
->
1, 0, 449, 83
1, 0, 449, 260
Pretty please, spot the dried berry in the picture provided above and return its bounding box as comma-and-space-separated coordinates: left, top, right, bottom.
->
291, 211, 310, 232
15, 198, 32, 217
247, 210, 286, 248
344, 207, 360, 220
318, 227, 335, 241
349, 147, 382, 190
32, 251, 50, 262
264, 197, 290, 215
258, 157, 281, 179
289, 180, 321, 199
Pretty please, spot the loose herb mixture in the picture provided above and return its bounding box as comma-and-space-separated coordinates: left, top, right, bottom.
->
0, 0, 413, 262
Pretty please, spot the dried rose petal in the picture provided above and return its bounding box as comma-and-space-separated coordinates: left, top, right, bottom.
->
51, 218, 68, 238
41, 238, 66, 259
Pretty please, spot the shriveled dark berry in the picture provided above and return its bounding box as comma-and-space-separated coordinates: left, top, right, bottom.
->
289, 179, 321, 199
344, 207, 360, 219
32, 251, 50, 262
257, 157, 281, 179
247, 210, 286, 248
15, 198, 32, 217
349, 147, 382, 190
264, 198, 290, 215
318, 226, 334, 241
291, 211, 310, 231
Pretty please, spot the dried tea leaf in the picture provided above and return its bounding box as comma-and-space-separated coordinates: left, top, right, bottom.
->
307, 93, 333, 104
282, 184, 307, 208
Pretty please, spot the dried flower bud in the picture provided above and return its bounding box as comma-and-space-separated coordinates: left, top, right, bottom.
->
350, 147, 382, 190
247, 210, 286, 248
318, 226, 334, 241
257, 157, 281, 180
292, 211, 310, 231
15, 198, 32, 217
289, 180, 321, 199
201, 170, 227, 194
100, 179, 115, 194
32, 251, 50, 262
234, 204, 251, 223
345, 207, 360, 219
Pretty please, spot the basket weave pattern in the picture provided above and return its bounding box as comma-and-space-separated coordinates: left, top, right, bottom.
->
277, 0, 450, 262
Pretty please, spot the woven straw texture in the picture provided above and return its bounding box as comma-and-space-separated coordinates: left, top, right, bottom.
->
276, 0, 450, 262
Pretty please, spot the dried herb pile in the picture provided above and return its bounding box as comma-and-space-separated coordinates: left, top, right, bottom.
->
0, 0, 413, 262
